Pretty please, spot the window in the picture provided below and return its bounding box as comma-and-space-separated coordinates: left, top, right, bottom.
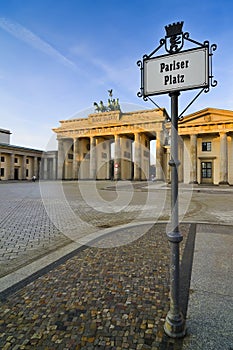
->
202, 142, 211, 151
201, 162, 212, 178
26, 159, 29, 164
0, 168, 4, 176
14, 158, 18, 163
26, 169, 29, 177
1, 156, 5, 162
68, 153, 73, 160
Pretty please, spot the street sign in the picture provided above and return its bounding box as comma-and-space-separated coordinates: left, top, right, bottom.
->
143, 47, 209, 96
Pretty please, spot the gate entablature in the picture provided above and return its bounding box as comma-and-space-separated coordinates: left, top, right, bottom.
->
53, 108, 168, 138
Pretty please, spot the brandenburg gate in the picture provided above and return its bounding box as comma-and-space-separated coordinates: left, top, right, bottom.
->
53, 106, 169, 181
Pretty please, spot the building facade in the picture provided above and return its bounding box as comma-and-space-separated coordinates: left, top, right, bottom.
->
1, 107, 232, 185
53, 109, 169, 181
53, 107, 233, 185
176, 107, 233, 185
0, 129, 57, 181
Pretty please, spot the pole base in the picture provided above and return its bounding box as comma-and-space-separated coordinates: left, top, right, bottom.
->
164, 311, 186, 338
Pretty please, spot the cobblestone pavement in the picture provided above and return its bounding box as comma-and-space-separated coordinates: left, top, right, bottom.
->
0, 223, 191, 350
1, 180, 233, 277
0, 181, 233, 349
0, 183, 71, 277
0, 180, 169, 277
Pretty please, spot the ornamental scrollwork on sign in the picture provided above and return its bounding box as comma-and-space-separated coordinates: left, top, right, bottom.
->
137, 21, 217, 117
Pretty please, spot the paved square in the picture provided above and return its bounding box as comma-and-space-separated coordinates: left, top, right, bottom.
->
0, 181, 232, 349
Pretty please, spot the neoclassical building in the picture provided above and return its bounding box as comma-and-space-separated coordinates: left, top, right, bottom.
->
53, 108, 169, 181
1, 107, 232, 185
0, 128, 57, 181
53, 107, 233, 185
177, 107, 233, 185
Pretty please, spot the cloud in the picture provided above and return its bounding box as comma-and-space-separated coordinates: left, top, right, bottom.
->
71, 43, 138, 94
0, 17, 76, 70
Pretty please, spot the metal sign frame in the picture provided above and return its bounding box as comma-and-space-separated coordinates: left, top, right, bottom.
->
137, 21, 217, 113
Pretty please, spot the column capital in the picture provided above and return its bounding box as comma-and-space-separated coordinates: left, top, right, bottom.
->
190, 133, 197, 139
90, 136, 97, 144
134, 132, 141, 144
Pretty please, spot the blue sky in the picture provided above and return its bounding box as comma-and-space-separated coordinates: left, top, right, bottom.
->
0, 0, 232, 149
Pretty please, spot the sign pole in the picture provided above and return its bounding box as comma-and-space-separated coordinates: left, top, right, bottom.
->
164, 91, 186, 338
137, 21, 217, 339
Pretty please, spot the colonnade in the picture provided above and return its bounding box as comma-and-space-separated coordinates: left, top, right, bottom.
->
40, 153, 57, 180
57, 131, 165, 181
0, 149, 58, 181
0, 151, 41, 180
188, 131, 230, 185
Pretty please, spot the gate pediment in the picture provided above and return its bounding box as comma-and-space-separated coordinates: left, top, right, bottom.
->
179, 108, 233, 127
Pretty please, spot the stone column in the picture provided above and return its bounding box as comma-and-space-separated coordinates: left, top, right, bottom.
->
63, 140, 72, 179
90, 136, 97, 179
189, 134, 198, 184
166, 147, 171, 183
114, 134, 121, 180
134, 132, 141, 180
130, 139, 133, 180
43, 158, 48, 180
22, 155, 27, 180
156, 130, 164, 181
57, 139, 64, 180
73, 138, 79, 180
34, 157, 38, 178
10, 153, 14, 180
107, 140, 111, 180
219, 132, 228, 184
52, 155, 57, 180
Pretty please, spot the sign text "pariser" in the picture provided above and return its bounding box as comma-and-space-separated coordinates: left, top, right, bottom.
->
160, 59, 189, 73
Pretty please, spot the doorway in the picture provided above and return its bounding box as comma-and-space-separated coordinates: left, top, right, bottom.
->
14, 168, 19, 180
201, 161, 213, 184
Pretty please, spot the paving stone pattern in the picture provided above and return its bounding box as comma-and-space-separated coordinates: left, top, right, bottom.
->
0, 182, 169, 277
0, 223, 190, 350
0, 186, 71, 277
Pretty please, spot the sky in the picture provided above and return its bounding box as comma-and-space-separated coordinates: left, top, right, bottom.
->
0, 0, 233, 150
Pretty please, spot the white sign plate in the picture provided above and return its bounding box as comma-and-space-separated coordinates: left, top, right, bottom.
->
143, 47, 209, 96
